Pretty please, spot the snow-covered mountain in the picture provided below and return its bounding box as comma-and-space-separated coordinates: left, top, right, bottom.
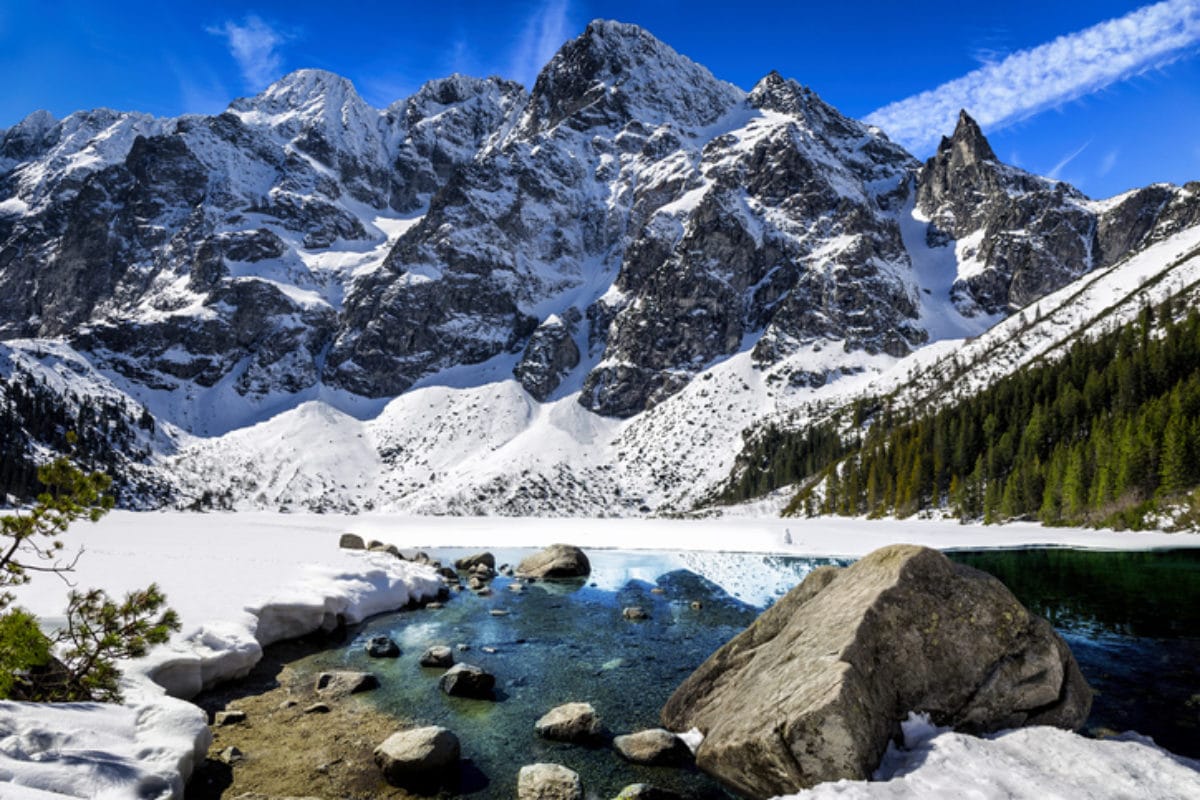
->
1, 20, 1197, 514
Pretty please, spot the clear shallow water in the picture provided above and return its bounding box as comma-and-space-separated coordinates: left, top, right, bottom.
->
947, 548, 1200, 758
293, 547, 1200, 797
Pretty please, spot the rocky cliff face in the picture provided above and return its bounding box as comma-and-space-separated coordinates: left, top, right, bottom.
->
1, 20, 1197, 510
916, 111, 1200, 315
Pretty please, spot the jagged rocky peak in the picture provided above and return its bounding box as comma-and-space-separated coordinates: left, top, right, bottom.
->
747, 70, 916, 180
916, 110, 1097, 315
943, 109, 997, 164
518, 19, 744, 136
0, 109, 59, 165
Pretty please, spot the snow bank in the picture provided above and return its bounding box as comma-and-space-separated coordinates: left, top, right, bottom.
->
1, 518, 442, 799
779, 714, 1200, 799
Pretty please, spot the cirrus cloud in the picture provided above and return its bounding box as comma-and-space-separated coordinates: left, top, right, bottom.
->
208, 15, 290, 91
867, 0, 1200, 154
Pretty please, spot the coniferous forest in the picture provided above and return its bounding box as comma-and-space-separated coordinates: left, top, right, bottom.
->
719, 297, 1200, 530
0, 371, 156, 503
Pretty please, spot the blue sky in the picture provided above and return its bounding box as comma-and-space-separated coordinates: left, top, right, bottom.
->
2, 0, 1198, 198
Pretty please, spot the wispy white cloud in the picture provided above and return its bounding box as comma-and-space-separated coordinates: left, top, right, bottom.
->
1048, 140, 1091, 179
508, 0, 574, 88
867, 0, 1200, 153
208, 15, 290, 90
1099, 148, 1121, 177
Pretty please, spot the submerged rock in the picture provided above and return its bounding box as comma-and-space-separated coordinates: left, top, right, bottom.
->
516, 544, 591, 579
661, 544, 1092, 799
613, 728, 691, 766
517, 763, 583, 800
374, 726, 460, 787
535, 702, 604, 743
439, 663, 496, 699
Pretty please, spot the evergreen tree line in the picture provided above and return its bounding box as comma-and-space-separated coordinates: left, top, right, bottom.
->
0, 372, 154, 503
782, 299, 1200, 528
709, 295, 1200, 528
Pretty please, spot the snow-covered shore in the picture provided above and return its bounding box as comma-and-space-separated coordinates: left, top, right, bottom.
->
2, 512, 1199, 799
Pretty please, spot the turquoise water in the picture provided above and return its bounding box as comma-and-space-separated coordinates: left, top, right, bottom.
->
292, 547, 1200, 797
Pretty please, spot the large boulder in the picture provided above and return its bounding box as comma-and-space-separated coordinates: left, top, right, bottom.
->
516, 544, 591, 579
517, 763, 583, 800
374, 726, 460, 787
660, 544, 1092, 799
535, 702, 604, 743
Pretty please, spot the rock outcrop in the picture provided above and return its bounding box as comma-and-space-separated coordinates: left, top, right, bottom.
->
661, 544, 1091, 799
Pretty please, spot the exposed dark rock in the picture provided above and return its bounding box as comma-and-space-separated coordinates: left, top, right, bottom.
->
454, 552, 496, 571
515, 310, 582, 400
364, 635, 400, 658
661, 544, 1091, 799
338, 533, 365, 550
438, 663, 496, 699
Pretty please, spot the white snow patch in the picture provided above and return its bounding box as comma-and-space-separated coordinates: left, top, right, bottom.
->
2, 513, 442, 800
778, 725, 1200, 799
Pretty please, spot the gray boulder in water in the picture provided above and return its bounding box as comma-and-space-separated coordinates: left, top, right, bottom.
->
516, 544, 591, 579
660, 544, 1092, 799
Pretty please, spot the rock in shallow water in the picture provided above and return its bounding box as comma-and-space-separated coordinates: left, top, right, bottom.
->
420, 645, 455, 668
516, 544, 591, 579
535, 702, 604, 743
439, 663, 496, 699
364, 635, 400, 658
613, 728, 691, 766
518, 762, 583, 799
661, 544, 1092, 799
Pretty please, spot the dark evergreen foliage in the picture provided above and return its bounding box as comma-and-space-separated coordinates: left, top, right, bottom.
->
0, 371, 154, 503
718, 297, 1200, 529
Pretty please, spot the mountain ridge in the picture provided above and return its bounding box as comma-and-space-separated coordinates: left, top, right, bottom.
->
1, 20, 1197, 514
